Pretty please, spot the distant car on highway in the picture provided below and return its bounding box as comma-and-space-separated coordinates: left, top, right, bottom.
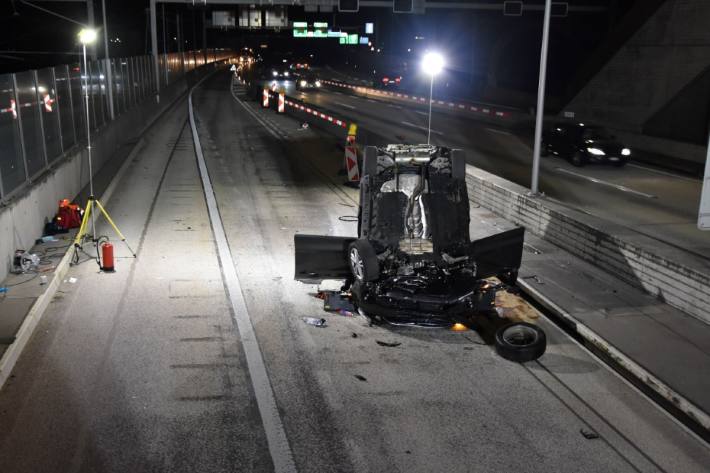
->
270, 67, 291, 80
542, 123, 631, 167
296, 73, 321, 90
378, 74, 402, 88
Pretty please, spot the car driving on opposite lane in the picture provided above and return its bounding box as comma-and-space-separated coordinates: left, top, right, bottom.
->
296, 73, 322, 90
542, 122, 632, 167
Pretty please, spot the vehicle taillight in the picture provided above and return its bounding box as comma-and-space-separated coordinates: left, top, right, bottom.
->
382, 77, 389, 83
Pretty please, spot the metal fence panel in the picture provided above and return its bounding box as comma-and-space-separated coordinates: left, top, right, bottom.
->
36, 67, 62, 163
0, 48, 232, 201
15, 70, 46, 178
97, 60, 109, 124
122, 59, 133, 108
69, 64, 86, 141
55, 65, 76, 150
0, 73, 26, 197
136, 56, 145, 101
131, 57, 140, 104
91, 61, 105, 128
111, 58, 123, 116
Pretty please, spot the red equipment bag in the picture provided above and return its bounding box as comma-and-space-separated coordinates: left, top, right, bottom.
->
56, 199, 82, 230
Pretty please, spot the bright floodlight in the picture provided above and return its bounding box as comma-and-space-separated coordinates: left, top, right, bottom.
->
421, 52, 444, 76
78, 28, 98, 45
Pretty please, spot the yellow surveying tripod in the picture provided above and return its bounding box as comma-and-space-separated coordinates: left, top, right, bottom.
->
71, 195, 136, 266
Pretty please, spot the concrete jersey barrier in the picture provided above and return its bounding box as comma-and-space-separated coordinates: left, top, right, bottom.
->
464, 164, 710, 326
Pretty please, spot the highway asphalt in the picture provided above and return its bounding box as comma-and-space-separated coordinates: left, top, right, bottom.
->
272, 74, 710, 260
192, 71, 710, 472
0, 70, 708, 472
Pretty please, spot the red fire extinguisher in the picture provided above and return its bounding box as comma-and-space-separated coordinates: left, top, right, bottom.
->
101, 242, 115, 272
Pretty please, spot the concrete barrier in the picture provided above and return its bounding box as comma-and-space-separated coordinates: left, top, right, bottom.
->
464, 164, 710, 325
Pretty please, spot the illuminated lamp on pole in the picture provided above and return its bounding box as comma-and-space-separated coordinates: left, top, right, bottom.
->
421, 51, 444, 145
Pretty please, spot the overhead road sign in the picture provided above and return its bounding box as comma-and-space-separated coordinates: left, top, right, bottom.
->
393, 0, 413, 13
339, 0, 359, 12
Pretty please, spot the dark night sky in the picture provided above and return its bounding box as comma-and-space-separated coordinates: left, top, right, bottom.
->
0, 0, 642, 102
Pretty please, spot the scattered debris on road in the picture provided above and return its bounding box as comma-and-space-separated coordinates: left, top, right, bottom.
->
376, 340, 401, 348
303, 317, 327, 327
522, 275, 544, 284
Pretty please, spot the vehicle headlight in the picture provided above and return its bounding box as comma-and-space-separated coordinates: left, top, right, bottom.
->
272, 71, 278, 77
315, 80, 321, 87
586, 147, 606, 156
300, 80, 307, 87
284, 71, 290, 77
621, 148, 631, 156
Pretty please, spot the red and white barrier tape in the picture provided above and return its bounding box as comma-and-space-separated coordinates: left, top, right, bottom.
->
283, 98, 348, 129
322, 80, 510, 119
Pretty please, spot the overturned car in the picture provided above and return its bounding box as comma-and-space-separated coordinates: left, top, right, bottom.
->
295, 144, 545, 362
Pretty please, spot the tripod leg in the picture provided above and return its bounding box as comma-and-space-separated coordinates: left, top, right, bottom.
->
94, 199, 137, 257
71, 201, 93, 265
73, 200, 92, 248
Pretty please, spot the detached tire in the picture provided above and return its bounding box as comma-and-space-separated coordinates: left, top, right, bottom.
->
495, 322, 546, 362
348, 239, 379, 282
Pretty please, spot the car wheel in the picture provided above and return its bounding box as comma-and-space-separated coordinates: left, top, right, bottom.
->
494, 322, 546, 362
348, 239, 379, 282
570, 151, 585, 167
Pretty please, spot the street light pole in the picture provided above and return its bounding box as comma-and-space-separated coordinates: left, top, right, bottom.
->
530, 0, 553, 196
427, 74, 434, 145
80, 28, 98, 239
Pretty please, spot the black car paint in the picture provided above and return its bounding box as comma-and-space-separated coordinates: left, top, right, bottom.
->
543, 123, 629, 166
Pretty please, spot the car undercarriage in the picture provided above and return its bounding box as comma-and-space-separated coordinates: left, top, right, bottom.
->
295, 144, 545, 361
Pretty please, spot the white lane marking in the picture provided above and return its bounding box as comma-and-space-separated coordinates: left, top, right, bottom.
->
192, 78, 297, 473
627, 163, 700, 183
414, 110, 428, 116
486, 127, 512, 136
230, 84, 284, 140
401, 121, 444, 136
366, 99, 377, 103
334, 101, 356, 110
554, 167, 657, 199
387, 104, 402, 109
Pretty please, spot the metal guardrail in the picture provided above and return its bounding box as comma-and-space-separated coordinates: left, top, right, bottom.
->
0, 49, 232, 204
